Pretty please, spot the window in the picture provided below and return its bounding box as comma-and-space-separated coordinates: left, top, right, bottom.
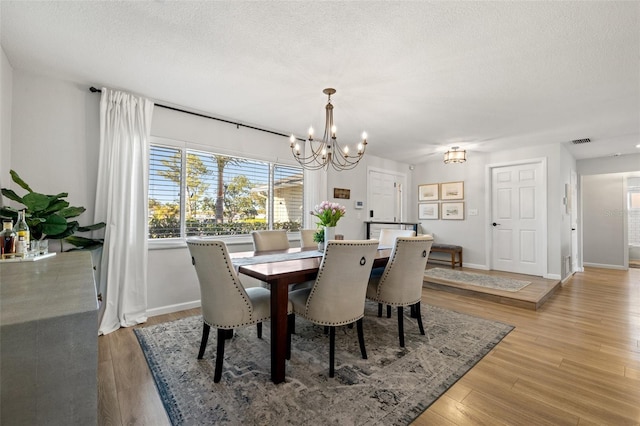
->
148, 144, 304, 239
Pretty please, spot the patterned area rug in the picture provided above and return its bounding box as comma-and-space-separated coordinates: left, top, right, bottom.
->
135, 302, 513, 425
424, 267, 531, 292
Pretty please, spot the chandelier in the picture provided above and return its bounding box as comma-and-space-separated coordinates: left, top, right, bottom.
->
444, 146, 466, 164
289, 88, 367, 171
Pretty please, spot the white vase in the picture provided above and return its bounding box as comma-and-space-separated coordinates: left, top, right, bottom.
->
324, 226, 336, 251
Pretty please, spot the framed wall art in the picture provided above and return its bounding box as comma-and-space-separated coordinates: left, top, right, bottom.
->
418, 183, 439, 201
418, 203, 439, 220
333, 188, 351, 199
441, 202, 465, 220
440, 181, 464, 200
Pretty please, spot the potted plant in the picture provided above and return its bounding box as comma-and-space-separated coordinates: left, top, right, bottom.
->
1, 170, 106, 251
313, 228, 324, 251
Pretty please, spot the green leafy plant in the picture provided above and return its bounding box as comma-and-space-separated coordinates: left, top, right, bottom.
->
313, 228, 324, 243
1, 170, 106, 250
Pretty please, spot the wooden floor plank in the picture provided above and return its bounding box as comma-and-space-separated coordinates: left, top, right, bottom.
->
461, 389, 579, 426
429, 395, 510, 426
97, 347, 122, 426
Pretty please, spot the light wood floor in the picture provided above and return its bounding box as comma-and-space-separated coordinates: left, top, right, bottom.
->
98, 267, 640, 425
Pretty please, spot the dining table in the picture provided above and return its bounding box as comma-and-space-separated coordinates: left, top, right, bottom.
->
231, 246, 392, 384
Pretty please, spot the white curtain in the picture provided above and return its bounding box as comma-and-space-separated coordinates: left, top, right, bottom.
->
303, 168, 328, 228
95, 88, 154, 335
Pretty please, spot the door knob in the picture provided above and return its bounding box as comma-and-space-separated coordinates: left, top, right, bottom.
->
492, 222, 500, 227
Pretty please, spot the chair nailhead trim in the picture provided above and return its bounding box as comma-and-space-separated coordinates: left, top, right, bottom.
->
188, 240, 257, 324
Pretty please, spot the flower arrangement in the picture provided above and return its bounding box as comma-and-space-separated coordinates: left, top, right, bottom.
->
311, 201, 346, 227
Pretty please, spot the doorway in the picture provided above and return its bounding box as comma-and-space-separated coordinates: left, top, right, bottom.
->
487, 159, 547, 276
367, 168, 406, 235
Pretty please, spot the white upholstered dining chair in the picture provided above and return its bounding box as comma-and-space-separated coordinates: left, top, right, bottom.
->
187, 238, 274, 383
251, 230, 290, 251
300, 229, 317, 249
378, 228, 416, 247
288, 240, 379, 377
366, 235, 433, 347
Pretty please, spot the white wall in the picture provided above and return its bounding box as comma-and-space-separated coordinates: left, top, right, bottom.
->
9, 70, 100, 222
577, 153, 640, 176
582, 174, 626, 268
1, 46, 12, 194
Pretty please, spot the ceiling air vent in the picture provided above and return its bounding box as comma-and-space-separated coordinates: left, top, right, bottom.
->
571, 138, 591, 144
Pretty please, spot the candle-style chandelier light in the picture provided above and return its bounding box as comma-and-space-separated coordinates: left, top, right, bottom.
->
289, 88, 367, 171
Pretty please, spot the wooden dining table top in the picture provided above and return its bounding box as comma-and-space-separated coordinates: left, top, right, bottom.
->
232, 246, 392, 281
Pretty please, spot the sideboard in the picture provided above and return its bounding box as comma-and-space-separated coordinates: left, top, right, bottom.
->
0, 251, 98, 425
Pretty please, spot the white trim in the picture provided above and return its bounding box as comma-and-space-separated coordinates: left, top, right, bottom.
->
485, 157, 548, 277
583, 262, 628, 270
148, 233, 302, 250
544, 273, 561, 280
459, 262, 489, 270
147, 300, 201, 317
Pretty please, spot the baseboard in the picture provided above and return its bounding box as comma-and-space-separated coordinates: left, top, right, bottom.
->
583, 262, 627, 271
561, 272, 574, 284
147, 300, 201, 317
427, 262, 488, 270
544, 273, 561, 280
460, 263, 489, 270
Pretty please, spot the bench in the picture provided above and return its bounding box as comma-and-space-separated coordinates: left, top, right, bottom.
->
429, 243, 463, 269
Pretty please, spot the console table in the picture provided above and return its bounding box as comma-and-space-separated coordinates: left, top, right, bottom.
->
364, 221, 419, 239
0, 251, 98, 425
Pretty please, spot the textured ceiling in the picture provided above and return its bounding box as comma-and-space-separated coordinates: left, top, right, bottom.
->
1, 1, 639, 163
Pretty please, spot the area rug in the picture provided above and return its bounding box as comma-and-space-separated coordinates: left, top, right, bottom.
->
134, 302, 513, 425
424, 267, 531, 292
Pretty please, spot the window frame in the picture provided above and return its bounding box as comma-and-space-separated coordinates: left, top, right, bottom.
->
147, 137, 304, 248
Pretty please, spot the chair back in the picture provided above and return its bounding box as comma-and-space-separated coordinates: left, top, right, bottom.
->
251, 230, 290, 251
300, 229, 317, 249
374, 236, 434, 305
303, 240, 379, 325
187, 239, 255, 328
378, 229, 416, 246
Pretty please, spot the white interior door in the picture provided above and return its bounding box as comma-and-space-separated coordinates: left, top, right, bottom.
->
491, 162, 544, 276
368, 170, 397, 222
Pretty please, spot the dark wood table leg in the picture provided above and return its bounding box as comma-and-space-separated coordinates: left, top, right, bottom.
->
269, 279, 287, 384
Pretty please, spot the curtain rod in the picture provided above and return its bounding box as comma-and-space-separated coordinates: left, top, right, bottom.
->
89, 86, 299, 140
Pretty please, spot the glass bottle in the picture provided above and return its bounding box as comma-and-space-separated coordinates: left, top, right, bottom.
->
1, 220, 16, 258
13, 210, 30, 257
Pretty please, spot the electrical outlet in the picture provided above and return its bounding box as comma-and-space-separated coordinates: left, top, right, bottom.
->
468, 209, 478, 216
